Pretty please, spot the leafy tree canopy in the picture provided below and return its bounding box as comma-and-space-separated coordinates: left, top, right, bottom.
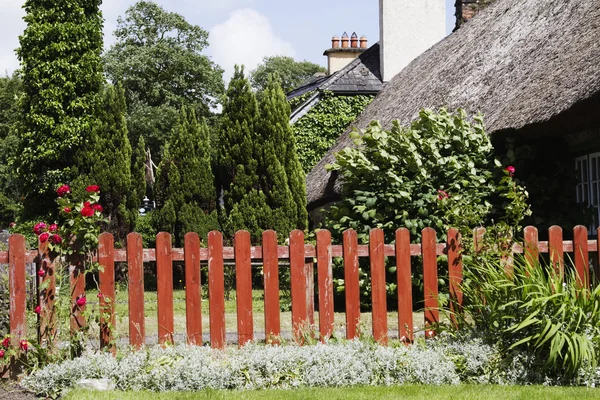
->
250, 56, 326, 93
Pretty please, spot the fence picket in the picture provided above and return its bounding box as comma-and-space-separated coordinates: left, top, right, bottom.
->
38, 240, 57, 345
290, 230, 307, 342
573, 225, 589, 288
235, 231, 254, 346
422, 228, 438, 334
69, 254, 86, 333
396, 228, 413, 343
370, 228, 388, 345
98, 233, 115, 353
156, 232, 174, 345
262, 230, 280, 343
316, 230, 334, 342
343, 229, 360, 339
208, 231, 226, 349
127, 233, 145, 348
184, 232, 202, 345
9, 235, 26, 347
548, 226, 564, 276
447, 228, 462, 327
524, 226, 539, 268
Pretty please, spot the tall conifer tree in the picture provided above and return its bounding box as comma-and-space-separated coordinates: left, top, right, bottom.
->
155, 106, 218, 245
16, 0, 104, 215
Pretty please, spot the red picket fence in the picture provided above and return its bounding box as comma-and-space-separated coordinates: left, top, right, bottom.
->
1, 225, 596, 352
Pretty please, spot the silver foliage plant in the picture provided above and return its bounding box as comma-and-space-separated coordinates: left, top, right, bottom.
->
23, 338, 507, 397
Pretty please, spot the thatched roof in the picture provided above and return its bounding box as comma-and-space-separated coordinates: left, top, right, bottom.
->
306, 0, 600, 207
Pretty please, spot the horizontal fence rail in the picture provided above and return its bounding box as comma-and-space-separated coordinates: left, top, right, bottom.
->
1, 225, 596, 353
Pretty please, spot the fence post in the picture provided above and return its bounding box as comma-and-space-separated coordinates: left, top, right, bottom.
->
208, 231, 226, 349
573, 225, 589, 288
548, 226, 564, 277
290, 230, 308, 342
396, 228, 413, 343
9, 234, 26, 345
69, 253, 86, 334
447, 228, 462, 328
316, 229, 334, 342
156, 232, 174, 345
524, 226, 539, 269
370, 228, 387, 345
184, 232, 202, 345
262, 230, 280, 343
422, 227, 438, 336
127, 233, 145, 349
343, 229, 360, 339
235, 230, 254, 346
37, 239, 57, 346
98, 233, 116, 354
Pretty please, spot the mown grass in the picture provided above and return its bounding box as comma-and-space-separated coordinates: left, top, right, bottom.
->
63, 385, 600, 400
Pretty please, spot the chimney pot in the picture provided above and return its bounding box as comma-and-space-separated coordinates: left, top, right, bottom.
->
341, 32, 349, 48
351, 32, 358, 48
331, 35, 340, 48
360, 35, 368, 48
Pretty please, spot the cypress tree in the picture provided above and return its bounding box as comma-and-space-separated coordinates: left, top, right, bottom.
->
257, 74, 308, 234
16, 0, 104, 215
130, 134, 147, 219
155, 106, 218, 245
74, 84, 141, 242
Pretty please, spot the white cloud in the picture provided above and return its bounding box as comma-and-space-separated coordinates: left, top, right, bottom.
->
210, 8, 295, 83
0, 0, 25, 75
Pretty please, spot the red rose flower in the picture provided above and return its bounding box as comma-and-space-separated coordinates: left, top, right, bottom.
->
76, 296, 86, 307
48, 223, 58, 232
0, 349, 4, 358
9, 222, 15, 228
91, 204, 103, 213
505, 165, 516, 176
33, 222, 46, 235
50, 234, 62, 244
34, 306, 41, 314
81, 206, 94, 217
38, 269, 45, 278
56, 185, 71, 197
63, 207, 71, 213
2, 338, 9, 348
86, 185, 100, 193
97, 292, 103, 299
437, 189, 449, 201
39, 232, 50, 243
19, 340, 28, 351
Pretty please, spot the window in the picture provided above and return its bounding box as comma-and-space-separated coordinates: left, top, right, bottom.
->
576, 153, 600, 234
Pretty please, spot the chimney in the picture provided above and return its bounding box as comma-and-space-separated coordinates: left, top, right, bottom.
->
379, 0, 446, 82
323, 32, 368, 75
455, 0, 494, 31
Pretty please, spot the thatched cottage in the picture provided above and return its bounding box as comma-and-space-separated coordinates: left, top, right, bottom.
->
306, 0, 600, 235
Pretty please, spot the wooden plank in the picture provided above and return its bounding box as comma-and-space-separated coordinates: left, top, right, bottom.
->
262, 230, 280, 343
573, 225, 589, 288
422, 228, 439, 334
316, 229, 334, 342
69, 253, 86, 332
156, 232, 174, 345
184, 232, 202, 345
396, 228, 413, 343
9, 234, 26, 346
208, 231, 226, 349
290, 230, 307, 342
447, 228, 462, 328
370, 228, 388, 345
343, 229, 360, 339
305, 260, 315, 328
548, 226, 564, 276
524, 226, 539, 268
127, 233, 145, 348
473, 227, 486, 253
38, 241, 57, 345
98, 233, 116, 354
235, 231, 254, 346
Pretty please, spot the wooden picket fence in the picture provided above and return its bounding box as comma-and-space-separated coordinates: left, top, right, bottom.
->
2, 225, 596, 354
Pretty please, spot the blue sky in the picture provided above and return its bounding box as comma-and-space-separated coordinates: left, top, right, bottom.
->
1, 0, 455, 82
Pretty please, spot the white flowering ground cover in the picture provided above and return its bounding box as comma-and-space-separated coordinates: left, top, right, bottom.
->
22, 336, 600, 398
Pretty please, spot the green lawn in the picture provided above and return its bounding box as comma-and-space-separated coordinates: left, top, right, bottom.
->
64, 385, 600, 400
83, 288, 425, 343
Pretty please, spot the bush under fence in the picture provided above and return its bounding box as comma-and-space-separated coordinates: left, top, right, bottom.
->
1, 225, 596, 357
